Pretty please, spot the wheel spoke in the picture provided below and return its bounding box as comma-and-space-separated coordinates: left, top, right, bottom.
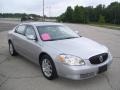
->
9, 44, 13, 54
42, 59, 52, 77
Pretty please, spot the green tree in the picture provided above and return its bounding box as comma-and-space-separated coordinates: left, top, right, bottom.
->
94, 4, 105, 22
58, 1, 120, 24
98, 15, 105, 24
64, 6, 73, 22
57, 13, 65, 22
73, 6, 84, 23
106, 2, 120, 24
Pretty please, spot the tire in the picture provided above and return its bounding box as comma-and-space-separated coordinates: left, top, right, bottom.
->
9, 42, 17, 56
40, 55, 58, 80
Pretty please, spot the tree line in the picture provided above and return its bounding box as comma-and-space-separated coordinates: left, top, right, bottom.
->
0, 13, 41, 18
58, 2, 120, 24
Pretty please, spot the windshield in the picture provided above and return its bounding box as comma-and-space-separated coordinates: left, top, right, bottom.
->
37, 25, 80, 41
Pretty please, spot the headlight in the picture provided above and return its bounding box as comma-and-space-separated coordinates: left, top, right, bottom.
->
57, 54, 85, 66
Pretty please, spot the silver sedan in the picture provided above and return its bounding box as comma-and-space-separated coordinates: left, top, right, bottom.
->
8, 22, 112, 80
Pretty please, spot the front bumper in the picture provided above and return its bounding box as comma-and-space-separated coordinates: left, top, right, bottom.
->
55, 54, 112, 80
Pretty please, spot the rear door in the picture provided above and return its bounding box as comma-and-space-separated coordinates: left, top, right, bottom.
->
13, 25, 26, 55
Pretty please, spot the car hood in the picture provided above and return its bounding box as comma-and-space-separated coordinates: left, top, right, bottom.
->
43, 37, 108, 59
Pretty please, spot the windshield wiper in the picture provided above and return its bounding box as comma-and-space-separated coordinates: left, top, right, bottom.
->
44, 38, 65, 41
64, 37, 78, 39
44, 37, 79, 41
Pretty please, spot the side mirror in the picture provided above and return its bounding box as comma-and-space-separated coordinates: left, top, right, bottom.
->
26, 35, 36, 40
75, 30, 79, 35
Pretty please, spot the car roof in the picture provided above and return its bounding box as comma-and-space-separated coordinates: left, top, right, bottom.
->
21, 22, 63, 27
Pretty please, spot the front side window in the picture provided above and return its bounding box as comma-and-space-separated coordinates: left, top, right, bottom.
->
25, 26, 36, 37
37, 25, 79, 41
15, 25, 26, 35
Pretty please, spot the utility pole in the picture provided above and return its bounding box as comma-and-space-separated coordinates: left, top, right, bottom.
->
43, 0, 45, 21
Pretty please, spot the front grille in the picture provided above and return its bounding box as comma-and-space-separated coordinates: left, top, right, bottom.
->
89, 53, 108, 64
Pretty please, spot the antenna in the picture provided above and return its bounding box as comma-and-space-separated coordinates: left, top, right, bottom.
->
43, 0, 45, 21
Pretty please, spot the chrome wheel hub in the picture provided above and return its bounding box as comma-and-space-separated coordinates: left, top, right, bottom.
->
42, 59, 52, 77
9, 44, 13, 54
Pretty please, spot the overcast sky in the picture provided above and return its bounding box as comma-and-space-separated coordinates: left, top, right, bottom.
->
0, 0, 119, 17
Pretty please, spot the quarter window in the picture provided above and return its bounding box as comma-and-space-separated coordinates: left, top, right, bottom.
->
15, 25, 26, 35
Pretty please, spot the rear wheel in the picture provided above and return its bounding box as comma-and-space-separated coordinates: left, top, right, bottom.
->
9, 42, 17, 56
40, 55, 58, 80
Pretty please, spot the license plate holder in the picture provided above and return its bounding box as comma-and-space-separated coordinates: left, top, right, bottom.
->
98, 64, 107, 74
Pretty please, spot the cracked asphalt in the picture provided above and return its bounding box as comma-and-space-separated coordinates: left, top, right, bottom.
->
0, 21, 120, 90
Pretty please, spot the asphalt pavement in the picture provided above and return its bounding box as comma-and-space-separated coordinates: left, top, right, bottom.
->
0, 21, 120, 90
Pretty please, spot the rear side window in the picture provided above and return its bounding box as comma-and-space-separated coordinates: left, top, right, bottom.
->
15, 25, 26, 35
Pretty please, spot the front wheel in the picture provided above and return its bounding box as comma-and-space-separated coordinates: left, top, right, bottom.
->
40, 55, 58, 80
9, 42, 17, 56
